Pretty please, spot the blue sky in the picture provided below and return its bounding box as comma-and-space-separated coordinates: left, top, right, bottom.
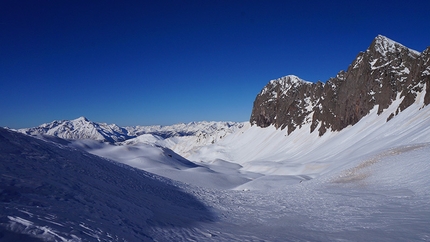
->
1, 0, 429, 128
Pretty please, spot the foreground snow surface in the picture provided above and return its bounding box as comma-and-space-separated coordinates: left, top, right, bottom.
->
2, 96, 430, 240
1, 127, 430, 241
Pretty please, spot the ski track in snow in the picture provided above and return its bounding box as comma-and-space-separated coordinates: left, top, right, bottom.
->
2, 93, 430, 240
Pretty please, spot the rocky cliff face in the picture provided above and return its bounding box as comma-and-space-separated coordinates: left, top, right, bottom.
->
250, 35, 430, 135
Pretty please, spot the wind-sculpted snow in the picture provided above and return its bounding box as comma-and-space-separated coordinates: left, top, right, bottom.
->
69, 139, 254, 190
0, 128, 215, 241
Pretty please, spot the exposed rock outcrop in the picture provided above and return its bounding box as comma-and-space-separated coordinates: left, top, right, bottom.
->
250, 35, 430, 135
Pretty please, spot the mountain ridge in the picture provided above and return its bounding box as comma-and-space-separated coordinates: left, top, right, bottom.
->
250, 35, 430, 135
18, 116, 133, 143
18, 117, 245, 146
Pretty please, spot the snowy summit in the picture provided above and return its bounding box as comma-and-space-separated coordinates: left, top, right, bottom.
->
372, 34, 421, 56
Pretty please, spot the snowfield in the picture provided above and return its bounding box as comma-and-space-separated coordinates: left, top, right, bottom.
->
2, 91, 430, 241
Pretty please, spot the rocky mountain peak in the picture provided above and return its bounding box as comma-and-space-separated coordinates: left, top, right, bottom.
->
370, 35, 420, 57
250, 75, 322, 133
260, 75, 313, 97
250, 36, 429, 136
272, 75, 311, 86
75, 116, 89, 122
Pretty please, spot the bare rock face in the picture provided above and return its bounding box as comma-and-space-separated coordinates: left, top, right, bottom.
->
250, 35, 430, 136
250, 75, 323, 134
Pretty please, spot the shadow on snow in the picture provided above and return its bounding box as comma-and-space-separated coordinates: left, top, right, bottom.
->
0, 128, 215, 241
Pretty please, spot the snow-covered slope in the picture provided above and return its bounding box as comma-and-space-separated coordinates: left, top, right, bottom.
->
123, 121, 245, 158
2, 115, 430, 241
71, 139, 253, 190
3, 87, 430, 240
187, 90, 430, 187
0, 127, 214, 241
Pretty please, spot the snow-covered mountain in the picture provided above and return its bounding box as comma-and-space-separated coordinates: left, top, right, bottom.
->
19, 118, 244, 146
3, 35, 430, 241
251, 35, 430, 135
19, 117, 133, 143
125, 121, 244, 139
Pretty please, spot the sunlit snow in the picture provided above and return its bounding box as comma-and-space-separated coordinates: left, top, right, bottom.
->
2, 88, 430, 241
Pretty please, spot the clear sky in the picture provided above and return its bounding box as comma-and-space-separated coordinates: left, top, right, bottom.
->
1, 0, 429, 128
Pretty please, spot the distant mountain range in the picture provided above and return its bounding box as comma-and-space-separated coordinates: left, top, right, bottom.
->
250, 35, 430, 135
18, 117, 244, 144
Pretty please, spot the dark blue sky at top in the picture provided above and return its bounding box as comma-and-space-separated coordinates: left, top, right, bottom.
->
1, 0, 429, 128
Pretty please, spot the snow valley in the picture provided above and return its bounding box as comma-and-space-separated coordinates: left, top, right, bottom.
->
2, 35, 430, 241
